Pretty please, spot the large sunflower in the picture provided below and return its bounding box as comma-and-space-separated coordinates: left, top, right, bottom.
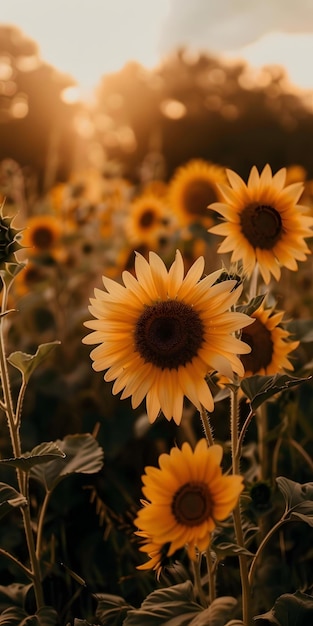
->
209, 164, 313, 284
240, 305, 299, 377
83, 250, 253, 424
168, 159, 227, 228
135, 439, 244, 562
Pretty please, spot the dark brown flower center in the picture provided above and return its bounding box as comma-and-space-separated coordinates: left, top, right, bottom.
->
240, 203, 283, 249
241, 318, 273, 373
134, 299, 204, 370
172, 481, 212, 526
32, 226, 55, 249
183, 179, 217, 218
139, 209, 156, 229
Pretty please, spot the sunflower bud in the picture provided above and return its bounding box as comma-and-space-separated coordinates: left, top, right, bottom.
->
0, 203, 23, 268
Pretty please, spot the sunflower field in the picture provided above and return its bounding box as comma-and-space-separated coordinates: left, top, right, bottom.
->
0, 25, 313, 626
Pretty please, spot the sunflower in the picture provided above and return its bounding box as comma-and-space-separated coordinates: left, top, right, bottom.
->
124, 193, 173, 249
209, 164, 313, 284
168, 159, 227, 228
240, 305, 299, 377
22, 215, 62, 253
135, 439, 244, 562
83, 250, 253, 424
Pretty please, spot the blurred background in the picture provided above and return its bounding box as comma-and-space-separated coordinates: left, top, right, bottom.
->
1, 0, 313, 187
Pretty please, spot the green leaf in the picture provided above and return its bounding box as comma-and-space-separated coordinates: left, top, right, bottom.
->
240, 374, 310, 410
0, 582, 32, 607
26, 607, 59, 626
7, 341, 61, 383
211, 541, 254, 559
255, 590, 313, 625
123, 581, 203, 625
95, 593, 134, 626
286, 319, 313, 343
0, 607, 28, 625
189, 597, 237, 625
0, 262, 26, 290
0, 483, 27, 519
276, 477, 313, 525
0, 606, 59, 626
237, 293, 266, 316
30, 434, 104, 491
0, 442, 65, 472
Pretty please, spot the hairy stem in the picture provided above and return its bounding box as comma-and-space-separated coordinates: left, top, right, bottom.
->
199, 404, 214, 447
0, 279, 44, 609
230, 387, 252, 626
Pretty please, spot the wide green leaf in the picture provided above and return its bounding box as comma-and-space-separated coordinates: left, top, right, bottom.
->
0, 442, 65, 472
30, 434, 104, 491
189, 597, 237, 625
7, 341, 61, 383
0, 607, 28, 625
276, 477, 313, 525
255, 590, 313, 625
0, 483, 27, 519
123, 581, 203, 625
240, 374, 310, 410
95, 593, 134, 626
0, 582, 32, 607
0, 606, 59, 626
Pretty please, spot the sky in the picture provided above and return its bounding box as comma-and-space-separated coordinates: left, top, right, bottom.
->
1, 0, 313, 97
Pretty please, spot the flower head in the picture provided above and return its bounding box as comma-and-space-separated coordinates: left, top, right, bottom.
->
0, 202, 23, 267
240, 305, 299, 376
135, 439, 244, 562
168, 159, 226, 228
124, 193, 172, 249
83, 250, 253, 424
22, 215, 62, 254
209, 164, 313, 284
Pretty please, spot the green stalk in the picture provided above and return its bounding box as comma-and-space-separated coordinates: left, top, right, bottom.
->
206, 546, 216, 604
230, 386, 252, 626
248, 517, 288, 588
199, 404, 214, 447
0, 279, 45, 609
192, 555, 207, 607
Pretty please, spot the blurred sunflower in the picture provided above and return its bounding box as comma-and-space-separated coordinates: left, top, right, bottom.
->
209, 164, 313, 284
135, 439, 244, 561
83, 250, 253, 424
124, 193, 173, 249
240, 305, 299, 376
12, 260, 48, 298
22, 215, 62, 254
168, 159, 226, 228
136, 535, 171, 579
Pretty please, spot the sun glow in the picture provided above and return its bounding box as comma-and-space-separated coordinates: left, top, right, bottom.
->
233, 31, 313, 91
1, 2, 313, 97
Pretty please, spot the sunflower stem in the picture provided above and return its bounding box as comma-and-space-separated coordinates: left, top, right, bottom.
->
249, 265, 259, 299
199, 404, 214, 447
0, 278, 45, 610
230, 386, 252, 626
206, 546, 216, 604
192, 555, 207, 607
256, 403, 268, 480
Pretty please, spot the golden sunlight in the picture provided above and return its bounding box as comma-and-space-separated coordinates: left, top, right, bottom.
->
235, 32, 313, 91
